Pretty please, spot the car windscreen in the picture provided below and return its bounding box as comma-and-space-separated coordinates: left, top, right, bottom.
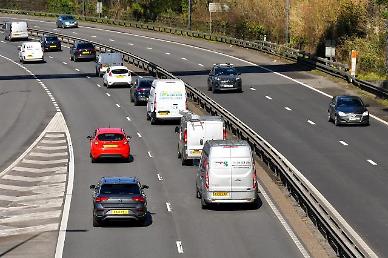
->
337, 98, 363, 107
100, 184, 140, 195
139, 80, 153, 88
45, 36, 58, 42
215, 68, 238, 76
111, 69, 128, 74
97, 133, 124, 141
63, 16, 74, 20
77, 43, 94, 49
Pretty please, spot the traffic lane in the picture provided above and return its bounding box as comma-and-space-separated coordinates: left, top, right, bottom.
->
108, 80, 306, 258
0, 42, 55, 172
196, 83, 388, 255
4, 52, 182, 258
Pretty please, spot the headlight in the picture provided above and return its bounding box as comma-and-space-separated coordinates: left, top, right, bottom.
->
216, 77, 221, 81
362, 111, 369, 116
338, 111, 346, 116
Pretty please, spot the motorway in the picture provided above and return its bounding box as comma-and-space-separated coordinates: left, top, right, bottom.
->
12, 17, 388, 256
0, 32, 306, 257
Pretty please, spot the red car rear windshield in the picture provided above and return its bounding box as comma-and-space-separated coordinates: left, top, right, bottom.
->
97, 133, 124, 141
100, 184, 140, 195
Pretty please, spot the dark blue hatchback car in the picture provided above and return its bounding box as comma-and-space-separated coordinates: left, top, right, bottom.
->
328, 95, 369, 126
90, 177, 149, 226
130, 76, 154, 105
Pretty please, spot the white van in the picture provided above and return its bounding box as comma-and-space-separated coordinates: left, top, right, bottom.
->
95, 52, 123, 77
18, 42, 44, 63
4, 21, 28, 41
146, 79, 187, 124
196, 140, 258, 208
175, 111, 225, 165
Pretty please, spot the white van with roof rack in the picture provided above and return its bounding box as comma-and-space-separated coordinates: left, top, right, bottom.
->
146, 79, 187, 124
175, 111, 226, 165
196, 140, 259, 209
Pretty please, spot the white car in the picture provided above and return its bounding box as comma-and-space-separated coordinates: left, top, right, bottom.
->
103, 66, 132, 88
18, 42, 44, 63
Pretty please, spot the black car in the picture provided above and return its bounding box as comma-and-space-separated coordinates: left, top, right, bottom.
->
130, 76, 154, 105
90, 177, 149, 227
40, 34, 61, 52
70, 41, 96, 62
328, 95, 369, 126
208, 63, 242, 93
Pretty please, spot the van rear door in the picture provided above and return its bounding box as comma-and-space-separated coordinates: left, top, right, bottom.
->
209, 146, 232, 198
157, 84, 186, 117
230, 146, 253, 196
187, 120, 204, 157
204, 120, 223, 142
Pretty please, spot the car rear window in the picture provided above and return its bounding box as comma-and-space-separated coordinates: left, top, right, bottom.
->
100, 184, 140, 195
45, 36, 58, 41
139, 80, 153, 88
97, 133, 124, 141
77, 43, 94, 49
112, 69, 128, 74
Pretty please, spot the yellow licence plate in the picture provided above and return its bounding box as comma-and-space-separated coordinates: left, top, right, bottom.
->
111, 210, 129, 215
103, 144, 118, 148
28, 55, 32, 57
192, 150, 202, 155
116, 75, 124, 78
158, 111, 169, 116
213, 192, 229, 197
50, 45, 56, 48
82, 51, 90, 54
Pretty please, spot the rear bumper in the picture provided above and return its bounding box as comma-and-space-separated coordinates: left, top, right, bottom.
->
23, 56, 44, 62
92, 148, 130, 159
107, 80, 132, 86
155, 112, 182, 120
75, 54, 96, 60
203, 190, 257, 204
94, 208, 146, 221
44, 45, 61, 51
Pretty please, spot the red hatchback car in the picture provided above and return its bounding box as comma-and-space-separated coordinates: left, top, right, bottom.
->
88, 128, 131, 162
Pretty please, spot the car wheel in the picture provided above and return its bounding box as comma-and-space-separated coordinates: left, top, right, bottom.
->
212, 86, 217, 94
93, 215, 102, 227
177, 145, 181, 159
150, 113, 157, 125
334, 115, 340, 126
138, 216, 147, 226
90, 155, 97, 163
146, 112, 151, 121
237, 87, 243, 93
327, 112, 332, 122
134, 99, 139, 106
196, 187, 201, 199
201, 196, 208, 209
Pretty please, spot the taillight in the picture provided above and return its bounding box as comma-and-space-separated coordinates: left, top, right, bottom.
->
123, 141, 128, 145
95, 196, 109, 203
99, 64, 102, 69
223, 129, 227, 140
109, 72, 112, 76
132, 196, 145, 203
253, 169, 257, 189
154, 98, 157, 111
205, 171, 209, 189
183, 129, 187, 143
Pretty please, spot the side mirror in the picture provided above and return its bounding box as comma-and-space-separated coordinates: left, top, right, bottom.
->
126, 136, 132, 140
87, 136, 93, 140
174, 126, 179, 133
89, 184, 95, 189
17, 46, 21, 51
200, 139, 204, 145
141, 185, 149, 189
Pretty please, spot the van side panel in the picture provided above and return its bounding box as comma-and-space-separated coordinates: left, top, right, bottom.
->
208, 147, 232, 197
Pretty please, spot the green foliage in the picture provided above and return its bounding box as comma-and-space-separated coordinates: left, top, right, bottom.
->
47, 0, 76, 14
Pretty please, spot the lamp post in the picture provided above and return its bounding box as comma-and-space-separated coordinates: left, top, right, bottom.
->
285, 0, 290, 44
188, 0, 192, 30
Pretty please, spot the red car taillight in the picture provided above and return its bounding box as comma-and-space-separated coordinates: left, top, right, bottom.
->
95, 196, 109, 203
132, 196, 145, 203
183, 129, 187, 144
205, 171, 209, 189
223, 129, 227, 140
109, 72, 112, 77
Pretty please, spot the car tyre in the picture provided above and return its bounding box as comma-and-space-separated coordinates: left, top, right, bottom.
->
327, 112, 333, 122
134, 99, 139, 106
334, 115, 340, 126
196, 186, 201, 199
93, 215, 102, 227
90, 155, 97, 163
138, 216, 147, 226
150, 113, 157, 125
201, 196, 208, 209
177, 146, 181, 159
212, 86, 217, 94
146, 112, 151, 121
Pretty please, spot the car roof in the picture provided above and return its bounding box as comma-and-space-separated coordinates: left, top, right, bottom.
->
96, 128, 125, 134
109, 66, 128, 70
23, 41, 41, 46
213, 63, 234, 68
100, 177, 139, 184
337, 95, 360, 99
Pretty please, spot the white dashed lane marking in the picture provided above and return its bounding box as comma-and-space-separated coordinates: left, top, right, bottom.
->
181, 57, 187, 60
367, 159, 378, 166
265, 96, 272, 100
157, 174, 163, 181
97, 84, 101, 87
165, 52, 170, 55
49, 56, 53, 59
91, 35, 96, 38
106, 93, 111, 96
109, 39, 115, 42
284, 107, 292, 111
75, 68, 80, 72
115, 104, 120, 108
147, 151, 152, 158
339, 141, 348, 146
198, 63, 204, 67
176, 241, 184, 254
307, 120, 316, 125
147, 47, 152, 50
62, 62, 67, 65
250, 87, 256, 91
126, 116, 131, 121
128, 43, 134, 46
86, 76, 91, 79
137, 132, 142, 138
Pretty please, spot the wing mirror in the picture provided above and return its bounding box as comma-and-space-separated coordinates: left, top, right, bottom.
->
89, 184, 95, 189
141, 185, 149, 189
174, 126, 180, 133
126, 136, 132, 140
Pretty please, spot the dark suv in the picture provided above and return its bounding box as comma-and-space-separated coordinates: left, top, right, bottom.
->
40, 34, 61, 52
208, 63, 242, 93
130, 76, 154, 105
70, 41, 96, 62
90, 177, 149, 226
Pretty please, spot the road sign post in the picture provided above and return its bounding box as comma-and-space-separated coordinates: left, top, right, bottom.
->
208, 3, 230, 34
96, 1, 102, 18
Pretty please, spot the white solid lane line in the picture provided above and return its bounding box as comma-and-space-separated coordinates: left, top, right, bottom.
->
126, 116, 131, 121
166, 202, 172, 212
339, 141, 348, 146
147, 151, 152, 158
176, 241, 184, 254
106, 93, 111, 96
72, 32, 77, 34
137, 132, 142, 138
157, 174, 163, 181
97, 84, 101, 87
284, 107, 292, 111
367, 159, 378, 166
265, 96, 272, 100
250, 87, 256, 91
198, 63, 204, 67
116, 104, 120, 108
307, 120, 316, 125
